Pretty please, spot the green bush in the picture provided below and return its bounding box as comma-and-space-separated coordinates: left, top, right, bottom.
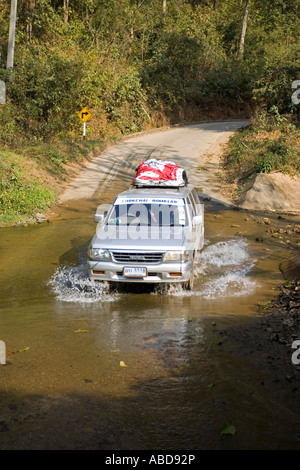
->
7, 46, 85, 140
0, 156, 56, 219
225, 111, 300, 181
103, 68, 148, 133
2, 44, 148, 142
253, 67, 300, 117
255, 152, 276, 173
0, 178, 55, 217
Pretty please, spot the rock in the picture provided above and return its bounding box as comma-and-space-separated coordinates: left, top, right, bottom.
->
0, 421, 9, 432
237, 173, 300, 213
280, 253, 300, 281
34, 213, 48, 224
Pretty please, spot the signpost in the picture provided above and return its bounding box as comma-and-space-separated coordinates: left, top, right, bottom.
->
78, 107, 92, 140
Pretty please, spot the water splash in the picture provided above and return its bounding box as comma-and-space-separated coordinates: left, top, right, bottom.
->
196, 239, 256, 298
157, 239, 256, 298
199, 267, 256, 299
49, 264, 116, 303
195, 239, 250, 274
49, 239, 256, 301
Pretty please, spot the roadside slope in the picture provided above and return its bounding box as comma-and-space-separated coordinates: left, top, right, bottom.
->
237, 172, 300, 214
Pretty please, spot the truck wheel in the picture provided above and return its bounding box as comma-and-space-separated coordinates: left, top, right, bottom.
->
184, 258, 195, 290
186, 270, 194, 290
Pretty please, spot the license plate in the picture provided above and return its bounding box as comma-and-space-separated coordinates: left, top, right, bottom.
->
123, 267, 147, 278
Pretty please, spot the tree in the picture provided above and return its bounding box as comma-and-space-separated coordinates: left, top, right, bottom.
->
7, 0, 18, 70
64, 0, 69, 24
26, 0, 35, 42
129, 0, 147, 42
239, 0, 250, 58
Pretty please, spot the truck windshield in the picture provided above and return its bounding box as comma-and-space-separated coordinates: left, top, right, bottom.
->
107, 202, 187, 227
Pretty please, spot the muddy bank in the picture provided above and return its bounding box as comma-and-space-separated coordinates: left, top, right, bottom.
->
217, 275, 300, 448
220, 276, 300, 397
219, 230, 300, 419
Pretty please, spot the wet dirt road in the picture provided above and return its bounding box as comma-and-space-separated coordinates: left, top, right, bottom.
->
0, 122, 300, 450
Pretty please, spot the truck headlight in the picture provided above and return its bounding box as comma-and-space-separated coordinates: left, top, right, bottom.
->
163, 251, 189, 262
88, 248, 111, 261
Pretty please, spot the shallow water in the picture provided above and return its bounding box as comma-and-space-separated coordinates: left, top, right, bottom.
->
0, 206, 299, 449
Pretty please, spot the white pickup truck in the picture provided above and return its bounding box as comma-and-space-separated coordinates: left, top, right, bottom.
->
87, 183, 204, 290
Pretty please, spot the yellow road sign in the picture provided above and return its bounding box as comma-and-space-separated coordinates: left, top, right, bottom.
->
78, 107, 92, 122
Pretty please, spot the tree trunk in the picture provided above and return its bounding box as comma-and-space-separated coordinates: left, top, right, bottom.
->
7, 0, 18, 69
26, 0, 35, 43
239, 0, 250, 58
64, 0, 69, 24
129, 0, 146, 43
163, 0, 167, 13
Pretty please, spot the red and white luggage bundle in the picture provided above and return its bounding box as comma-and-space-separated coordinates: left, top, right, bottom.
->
133, 159, 188, 187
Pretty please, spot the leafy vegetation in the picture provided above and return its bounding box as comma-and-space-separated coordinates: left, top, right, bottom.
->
224, 109, 300, 185
1, 0, 299, 141
0, 148, 55, 223
0, 139, 104, 224
0, 0, 299, 222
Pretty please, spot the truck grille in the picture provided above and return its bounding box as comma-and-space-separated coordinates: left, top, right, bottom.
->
111, 251, 164, 263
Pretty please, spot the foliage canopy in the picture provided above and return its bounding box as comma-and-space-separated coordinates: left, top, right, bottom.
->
0, 0, 299, 142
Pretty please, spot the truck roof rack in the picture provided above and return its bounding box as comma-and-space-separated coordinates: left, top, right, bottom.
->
132, 181, 187, 188
133, 159, 188, 188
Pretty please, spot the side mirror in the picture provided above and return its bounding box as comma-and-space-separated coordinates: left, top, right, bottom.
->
192, 215, 202, 227
94, 203, 111, 223
94, 213, 104, 223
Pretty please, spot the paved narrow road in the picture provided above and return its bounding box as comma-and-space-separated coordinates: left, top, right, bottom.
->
53, 121, 248, 218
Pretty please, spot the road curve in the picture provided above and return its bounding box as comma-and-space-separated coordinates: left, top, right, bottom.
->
54, 121, 249, 217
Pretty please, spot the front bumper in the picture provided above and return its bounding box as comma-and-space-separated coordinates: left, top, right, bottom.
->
87, 259, 192, 283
